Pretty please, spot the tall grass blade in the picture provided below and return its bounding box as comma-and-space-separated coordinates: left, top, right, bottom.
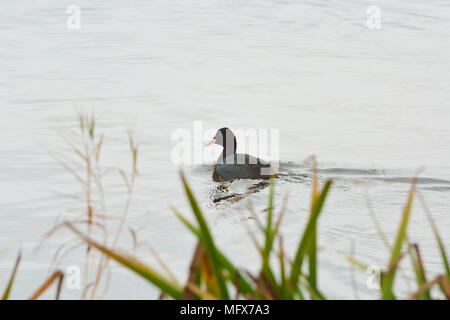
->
173, 206, 254, 296
408, 275, 447, 300
179, 172, 230, 299
264, 177, 275, 260
182, 243, 204, 299
278, 237, 287, 299
186, 283, 218, 300
345, 255, 370, 272
290, 180, 332, 296
308, 163, 319, 290
439, 276, 450, 299
216, 252, 254, 296
418, 192, 450, 277
29, 271, 64, 300
381, 181, 416, 300
67, 223, 183, 300
302, 276, 326, 300
2, 251, 21, 300
408, 243, 430, 300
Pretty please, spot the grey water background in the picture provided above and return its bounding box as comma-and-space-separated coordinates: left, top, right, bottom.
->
1, 0, 450, 299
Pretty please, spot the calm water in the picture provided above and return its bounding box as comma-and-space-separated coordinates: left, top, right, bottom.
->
1, 0, 450, 299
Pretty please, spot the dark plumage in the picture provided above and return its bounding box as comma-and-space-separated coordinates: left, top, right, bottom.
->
207, 128, 272, 182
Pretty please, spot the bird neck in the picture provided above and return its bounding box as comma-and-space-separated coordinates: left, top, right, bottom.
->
221, 137, 237, 159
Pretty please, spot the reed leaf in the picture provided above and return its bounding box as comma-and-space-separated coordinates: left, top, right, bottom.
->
2, 252, 21, 300
290, 180, 332, 297
408, 275, 447, 300
173, 206, 254, 296
264, 177, 275, 260
345, 256, 369, 272
309, 161, 319, 289
302, 276, 326, 300
216, 252, 254, 296
419, 192, 450, 277
29, 271, 64, 300
381, 181, 416, 300
408, 243, 430, 300
66, 223, 183, 300
180, 172, 229, 299
182, 243, 204, 299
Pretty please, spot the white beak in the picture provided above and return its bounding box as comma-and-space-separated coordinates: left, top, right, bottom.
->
205, 138, 216, 147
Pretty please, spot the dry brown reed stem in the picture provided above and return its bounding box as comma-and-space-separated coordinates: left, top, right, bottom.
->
29, 271, 64, 300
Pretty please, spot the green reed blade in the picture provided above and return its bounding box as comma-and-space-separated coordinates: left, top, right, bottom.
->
180, 172, 230, 299
420, 193, 450, 277
2, 251, 21, 300
308, 227, 317, 290
67, 223, 183, 300
264, 177, 275, 259
173, 206, 254, 296
381, 182, 415, 300
290, 180, 332, 294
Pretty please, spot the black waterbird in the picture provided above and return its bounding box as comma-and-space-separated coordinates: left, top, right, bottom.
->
206, 127, 274, 182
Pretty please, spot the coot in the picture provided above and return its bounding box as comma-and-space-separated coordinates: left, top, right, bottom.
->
206, 127, 273, 182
